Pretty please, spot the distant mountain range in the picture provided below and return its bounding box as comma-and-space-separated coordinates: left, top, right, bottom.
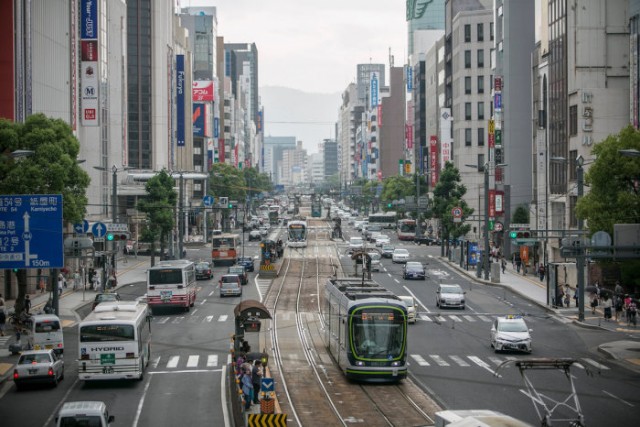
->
259, 86, 342, 154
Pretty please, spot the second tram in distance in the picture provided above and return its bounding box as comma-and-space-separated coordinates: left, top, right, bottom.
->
323, 277, 408, 382
287, 220, 308, 248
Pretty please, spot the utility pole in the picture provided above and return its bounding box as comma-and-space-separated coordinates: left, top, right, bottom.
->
576, 156, 585, 321
178, 173, 185, 258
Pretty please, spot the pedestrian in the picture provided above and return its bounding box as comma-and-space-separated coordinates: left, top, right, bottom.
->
251, 360, 263, 404
73, 270, 80, 290
627, 299, 637, 327
624, 294, 632, 320
24, 295, 31, 314
590, 292, 599, 314
241, 366, 254, 410
573, 288, 579, 307
614, 280, 623, 297
563, 289, 571, 308
0, 292, 5, 314
39, 277, 46, 293
538, 264, 546, 282
0, 308, 5, 336
602, 295, 612, 321
515, 255, 522, 274
614, 295, 624, 321
501, 257, 507, 274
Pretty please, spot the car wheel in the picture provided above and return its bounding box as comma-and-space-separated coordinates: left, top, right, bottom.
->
60, 369, 64, 381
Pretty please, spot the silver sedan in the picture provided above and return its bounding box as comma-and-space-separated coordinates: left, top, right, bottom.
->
13, 349, 64, 390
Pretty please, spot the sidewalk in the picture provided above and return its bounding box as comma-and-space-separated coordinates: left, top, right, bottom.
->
0, 256, 152, 383
441, 256, 640, 372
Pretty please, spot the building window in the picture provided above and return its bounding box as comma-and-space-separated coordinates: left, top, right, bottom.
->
477, 23, 484, 41
569, 105, 578, 135
569, 149, 578, 181
465, 128, 472, 146
477, 49, 485, 68
478, 128, 485, 146
490, 22, 494, 41
465, 102, 472, 120
478, 76, 484, 93
478, 102, 485, 120
465, 50, 471, 68
465, 77, 471, 94
478, 153, 485, 170
464, 24, 471, 42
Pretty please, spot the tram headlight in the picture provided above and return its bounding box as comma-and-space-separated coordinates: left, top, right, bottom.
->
391, 361, 402, 367
355, 361, 365, 366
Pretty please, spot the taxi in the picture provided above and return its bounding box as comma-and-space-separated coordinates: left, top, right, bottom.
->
490, 315, 532, 353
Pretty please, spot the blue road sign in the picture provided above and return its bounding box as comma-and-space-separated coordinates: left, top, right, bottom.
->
203, 195, 214, 207
0, 194, 64, 269
261, 377, 274, 393
74, 219, 90, 234
92, 222, 107, 238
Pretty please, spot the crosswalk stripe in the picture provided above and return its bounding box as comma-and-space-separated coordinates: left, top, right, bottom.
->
463, 315, 476, 322
167, 356, 180, 368
581, 358, 610, 370
450, 355, 470, 367
449, 315, 462, 322
419, 314, 432, 321
207, 355, 218, 367
435, 316, 447, 322
488, 356, 503, 366
429, 355, 449, 367
186, 355, 199, 368
468, 356, 499, 376
171, 317, 184, 324
218, 315, 228, 322
477, 315, 492, 322
411, 354, 430, 366
157, 317, 169, 324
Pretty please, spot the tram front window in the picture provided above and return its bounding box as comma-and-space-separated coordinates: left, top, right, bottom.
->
352, 310, 404, 358
288, 226, 306, 241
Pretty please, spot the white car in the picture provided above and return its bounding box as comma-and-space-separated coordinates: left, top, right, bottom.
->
366, 252, 382, 272
490, 315, 532, 353
398, 295, 417, 324
392, 248, 410, 263
375, 234, 391, 247
349, 237, 364, 251
436, 284, 466, 309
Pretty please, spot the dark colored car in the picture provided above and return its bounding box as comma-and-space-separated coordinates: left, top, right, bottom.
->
237, 256, 255, 272
414, 235, 441, 246
228, 266, 248, 285
364, 225, 383, 241
381, 245, 395, 258
195, 261, 212, 280
92, 292, 121, 310
403, 262, 426, 280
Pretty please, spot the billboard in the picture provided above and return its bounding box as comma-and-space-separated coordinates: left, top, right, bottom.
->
80, 0, 99, 127
429, 136, 439, 187
370, 72, 379, 108
176, 55, 185, 147
193, 104, 205, 137
192, 80, 214, 102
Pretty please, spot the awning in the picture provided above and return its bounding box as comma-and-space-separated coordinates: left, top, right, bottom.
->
233, 299, 272, 320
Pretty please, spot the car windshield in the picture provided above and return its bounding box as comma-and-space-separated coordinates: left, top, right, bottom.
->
383, 246, 394, 251
196, 263, 209, 269
97, 294, 118, 302
350, 238, 363, 244
394, 249, 409, 255
406, 263, 423, 271
498, 321, 528, 333
20, 353, 52, 364
399, 296, 414, 307
367, 253, 381, 260
229, 267, 244, 274
441, 286, 463, 294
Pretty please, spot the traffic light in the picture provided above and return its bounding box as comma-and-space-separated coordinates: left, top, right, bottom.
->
219, 196, 229, 207
509, 230, 531, 239
107, 232, 130, 241
387, 202, 392, 208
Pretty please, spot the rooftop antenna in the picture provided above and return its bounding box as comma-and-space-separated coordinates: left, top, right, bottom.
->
389, 47, 394, 68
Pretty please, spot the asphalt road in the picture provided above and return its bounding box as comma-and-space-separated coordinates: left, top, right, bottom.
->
338, 223, 640, 426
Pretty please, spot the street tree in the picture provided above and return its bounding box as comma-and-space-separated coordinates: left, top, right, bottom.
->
137, 170, 176, 266
576, 125, 640, 287
209, 163, 246, 201
430, 162, 473, 251
243, 167, 272, 200
512, 205, 530, 224
381, 175, 414, 210
0, 114, 90, 313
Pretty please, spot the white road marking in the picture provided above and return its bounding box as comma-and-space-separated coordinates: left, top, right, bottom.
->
477, 315, 492, 322
152, 356, 161, 369
204, 315, 214, 322
435, 316, 447, 322
207, 355, 218, 367
190, 309, 198, 315
394, 278, 400, 283
448, 315, 462, 322
429, 355, 450, 367
200, 299, 207, 305
581, 358, 610, 370
468, 355, 500, 377
208, 291, 215, 297
132, 374, 153, 427
149, 369, 220, 375
171, 317, 183, 324
166, 356, 180, 368
450, 355, 470, 367
186, 355, 199, 368
488, 356, 503, 366
410, 354, 430, 366
219, 314, 228, 322
463, 315, 476, 322
602, 390, 634, 407
419, 314, 433, 321
157, 317, 169, 324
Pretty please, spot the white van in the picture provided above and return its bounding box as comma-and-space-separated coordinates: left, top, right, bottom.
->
30, 314, 64, 354
56, 401, 114, 427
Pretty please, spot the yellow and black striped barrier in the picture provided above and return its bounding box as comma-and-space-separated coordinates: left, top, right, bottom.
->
260, 264, 275, 271
247, 413, 287, 427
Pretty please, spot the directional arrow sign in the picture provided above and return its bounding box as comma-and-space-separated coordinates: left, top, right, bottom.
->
203, 195, 214, 207
261, 377, 274, 393
92, 222, 107, 238
0, 194, 64, 269
74, 219, 89, 234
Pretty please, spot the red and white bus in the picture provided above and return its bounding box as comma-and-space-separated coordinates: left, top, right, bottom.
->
211, 233, 239, 266
396, 219, 417, 241
146, 260, 197, 312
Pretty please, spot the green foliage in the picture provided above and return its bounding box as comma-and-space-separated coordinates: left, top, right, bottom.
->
243, 167, 272, 199
0, 114, 90, 223
431, 162, 473, 239
512, 205, 530, 224
137, 170, 177, 265
381, 176, 414, 209
209, 163, 247, 201
576, 125, 640, 235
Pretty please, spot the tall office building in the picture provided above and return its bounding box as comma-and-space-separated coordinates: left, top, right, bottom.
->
407, 0, 446, 55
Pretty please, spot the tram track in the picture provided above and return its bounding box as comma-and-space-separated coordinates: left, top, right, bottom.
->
264, 219, 439, 427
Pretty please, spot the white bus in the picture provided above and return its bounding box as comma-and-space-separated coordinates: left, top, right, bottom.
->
368, 211, 397, 229
147, 260, 197, 312
78, 301, 152, 381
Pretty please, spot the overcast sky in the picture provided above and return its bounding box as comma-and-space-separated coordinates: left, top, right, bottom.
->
183, 0, 408, 94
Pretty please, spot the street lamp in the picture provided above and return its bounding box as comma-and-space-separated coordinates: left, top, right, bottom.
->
576, 155, 585, 322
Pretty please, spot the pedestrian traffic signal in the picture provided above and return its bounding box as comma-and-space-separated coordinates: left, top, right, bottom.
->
387, 203, 392, 208
509, 230, 531, 239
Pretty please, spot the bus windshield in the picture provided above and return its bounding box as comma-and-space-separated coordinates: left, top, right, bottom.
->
399, 222, 416, 233
80, 324, 135, 342
212, 237, 236, 249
